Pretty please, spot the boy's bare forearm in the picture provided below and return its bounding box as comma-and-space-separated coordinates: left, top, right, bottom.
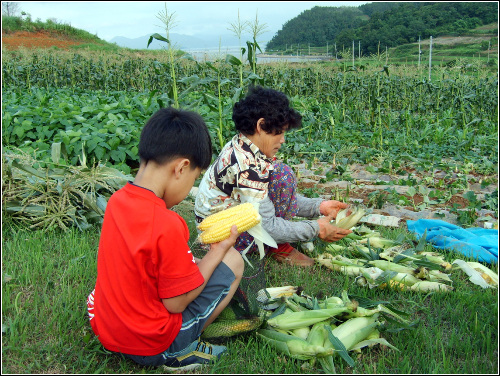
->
162, 226, 238, 314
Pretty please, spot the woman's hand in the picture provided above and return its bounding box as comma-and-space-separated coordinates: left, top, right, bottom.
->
317, 213, 352, 242
319, 200, 350, 219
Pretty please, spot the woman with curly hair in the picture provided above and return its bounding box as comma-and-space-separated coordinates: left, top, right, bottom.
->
194, 86, 351, 267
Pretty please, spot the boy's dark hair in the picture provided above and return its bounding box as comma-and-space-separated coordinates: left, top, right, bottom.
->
232, 86, 302, 135
138, 107, 212, 169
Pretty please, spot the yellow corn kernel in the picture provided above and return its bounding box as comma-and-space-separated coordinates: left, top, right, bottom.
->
199, 208, 261, 244
197, 202, 255, 231
379, 280, 407, 291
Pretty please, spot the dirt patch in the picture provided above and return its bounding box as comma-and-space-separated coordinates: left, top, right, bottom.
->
298, 181, 471, 211
1, 30, 84, 50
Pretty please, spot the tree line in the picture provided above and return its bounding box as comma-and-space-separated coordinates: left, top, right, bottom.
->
265, 2, 498, 55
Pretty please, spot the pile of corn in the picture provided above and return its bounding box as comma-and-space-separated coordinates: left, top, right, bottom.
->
2, 147, 131, 231
255, 287, 410, 373
314, 221, 498, 291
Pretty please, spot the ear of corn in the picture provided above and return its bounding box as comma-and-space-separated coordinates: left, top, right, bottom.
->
198, 203, 261, 244
266, 307, 349, 330
291, 326, 311, 340
256, 286, 298, 303
359, 236, 396, 249
257, 329, 331, 360
368, 259, 416, 275
201, 316, 263, 339
335, 206, 366, 229
410, 281, 453, 292
197, 202, 254, 231
330, 314, 380, 351
217, 306, 237, 320
306, 321, 329, 347
467, 262, 498, 286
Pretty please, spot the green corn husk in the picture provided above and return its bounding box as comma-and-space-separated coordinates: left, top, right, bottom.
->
330, 314, 380, 351
256, 329, 332, 360
410, 281, 453, 292
335, 206, 366, 229
368, 259, 416, 275
266, 307, 349, 330
359, 236, 396, 249
292, 326, 311, 340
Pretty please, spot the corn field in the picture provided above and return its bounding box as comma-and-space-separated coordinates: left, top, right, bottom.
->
2, 48, 497, 180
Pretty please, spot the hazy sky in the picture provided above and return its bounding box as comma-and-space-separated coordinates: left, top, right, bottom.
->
16, 1, 369, 42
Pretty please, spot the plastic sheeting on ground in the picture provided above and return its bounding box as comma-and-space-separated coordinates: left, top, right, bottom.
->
406, 219, 498, 264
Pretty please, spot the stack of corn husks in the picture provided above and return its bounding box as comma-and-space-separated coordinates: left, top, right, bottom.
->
2, 147, 131, 231
255, 287, 411, 373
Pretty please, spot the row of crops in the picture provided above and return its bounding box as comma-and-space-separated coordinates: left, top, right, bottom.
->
2, 49, 498, 176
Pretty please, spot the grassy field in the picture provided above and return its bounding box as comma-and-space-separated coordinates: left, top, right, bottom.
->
1, 197, 498, 374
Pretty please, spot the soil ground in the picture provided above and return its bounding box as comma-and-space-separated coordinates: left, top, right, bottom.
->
2, 30, 86, 50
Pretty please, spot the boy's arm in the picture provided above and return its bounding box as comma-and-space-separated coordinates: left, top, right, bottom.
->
162, 225, 238, 314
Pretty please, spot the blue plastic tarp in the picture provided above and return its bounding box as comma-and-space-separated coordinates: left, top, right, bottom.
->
406, 219, 498, 264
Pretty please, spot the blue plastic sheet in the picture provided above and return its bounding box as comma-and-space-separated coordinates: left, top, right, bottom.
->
406, 219, 498, 264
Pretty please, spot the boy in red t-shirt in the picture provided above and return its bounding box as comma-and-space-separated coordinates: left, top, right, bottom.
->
87, 107, 244, 371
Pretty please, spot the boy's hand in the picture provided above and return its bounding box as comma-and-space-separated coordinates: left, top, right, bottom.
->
210, 225, 239, 253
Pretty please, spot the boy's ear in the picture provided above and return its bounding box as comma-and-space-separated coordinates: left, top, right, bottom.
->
174, 158, 191, 177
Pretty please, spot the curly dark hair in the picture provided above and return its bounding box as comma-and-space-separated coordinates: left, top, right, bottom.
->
232, 86, 302, 135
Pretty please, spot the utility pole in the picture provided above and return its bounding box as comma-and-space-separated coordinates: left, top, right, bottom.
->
429, 36, 433, 81
418, 36, 421, 67
352, 40, 355, 67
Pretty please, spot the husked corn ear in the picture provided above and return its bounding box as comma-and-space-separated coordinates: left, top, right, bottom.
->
198, 202, 254, 231
199, 206, 261, 244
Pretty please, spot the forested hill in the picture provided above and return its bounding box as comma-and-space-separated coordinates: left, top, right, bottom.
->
266, 2, 498, 55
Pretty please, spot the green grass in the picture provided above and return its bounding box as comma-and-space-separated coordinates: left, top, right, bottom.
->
2, 198, 498, 374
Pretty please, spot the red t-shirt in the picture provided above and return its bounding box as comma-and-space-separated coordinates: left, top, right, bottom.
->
89, 182, 204, 356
